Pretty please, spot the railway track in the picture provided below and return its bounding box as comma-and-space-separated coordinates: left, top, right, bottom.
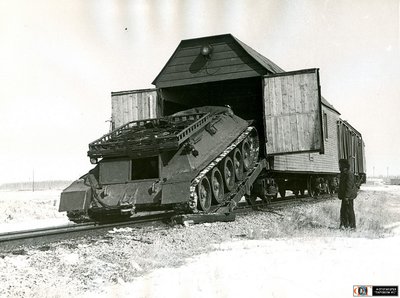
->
0, 212, 175, 245
0, 193, 336, 247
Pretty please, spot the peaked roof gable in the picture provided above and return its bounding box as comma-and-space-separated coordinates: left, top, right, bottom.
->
152, 33, 339, 114
152, 34, 276, 88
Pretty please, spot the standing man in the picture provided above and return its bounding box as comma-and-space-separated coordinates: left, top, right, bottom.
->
338, 159, 357, 229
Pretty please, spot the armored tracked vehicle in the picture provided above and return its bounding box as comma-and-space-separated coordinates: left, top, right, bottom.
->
59, 106, 263, 222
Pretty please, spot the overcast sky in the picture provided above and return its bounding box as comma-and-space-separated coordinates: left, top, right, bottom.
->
0, 0, 399, 184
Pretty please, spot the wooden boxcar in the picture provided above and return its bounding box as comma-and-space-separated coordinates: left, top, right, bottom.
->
110, 33, 366, 197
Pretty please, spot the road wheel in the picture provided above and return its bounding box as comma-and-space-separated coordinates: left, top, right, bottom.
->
241, 139, 252, 172
222, 156, 235, 191
197, 176, 212, 212
210, 168, 224, 204
232, 148, 244, 181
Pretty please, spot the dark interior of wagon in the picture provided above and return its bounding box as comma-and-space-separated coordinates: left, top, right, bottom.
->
160, 77, 266, 157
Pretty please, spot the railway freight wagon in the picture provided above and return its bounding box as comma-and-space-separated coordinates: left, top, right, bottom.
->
59, 34, 366, 222
271, 101, 366, 196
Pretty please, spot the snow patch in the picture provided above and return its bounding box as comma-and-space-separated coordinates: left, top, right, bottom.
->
108, 227, 134, 234
4, 256, 30, 269
59, 252, 80, 265
92, 236, 400, 298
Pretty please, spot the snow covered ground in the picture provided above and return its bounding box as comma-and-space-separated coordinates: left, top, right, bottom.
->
0, 189, 66, 225
0, 189, 61, 202
1, 184, 399, 298
91, 184, 400, 298
96, 236, 400, 298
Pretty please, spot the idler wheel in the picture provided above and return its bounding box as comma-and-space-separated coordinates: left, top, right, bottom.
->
222, 156, 235, 191
197, 176, 212, 212
232, 148, 244, 181
241, 135, 258, 171
242, 130, 259, 172
211, 167, 224, 204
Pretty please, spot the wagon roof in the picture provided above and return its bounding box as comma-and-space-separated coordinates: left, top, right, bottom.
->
152, 33, 339, 114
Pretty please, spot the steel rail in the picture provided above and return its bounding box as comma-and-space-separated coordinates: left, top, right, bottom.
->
0, 212, 175, 243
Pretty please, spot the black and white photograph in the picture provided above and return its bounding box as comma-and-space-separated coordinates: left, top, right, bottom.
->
1, 1, 399, 297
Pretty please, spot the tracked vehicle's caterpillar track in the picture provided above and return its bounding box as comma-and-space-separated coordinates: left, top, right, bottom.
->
66, 210, 92, 223
188, 126, 259, 213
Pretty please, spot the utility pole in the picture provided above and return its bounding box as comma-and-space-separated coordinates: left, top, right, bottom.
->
32, 168, 35, 192
373, 166, 375, 178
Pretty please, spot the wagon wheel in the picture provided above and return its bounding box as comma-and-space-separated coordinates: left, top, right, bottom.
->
222, 156, 235, 191
307, 176, 316, 197
329, 179, 337, 194
210, 168, 224, 204
325, 182, 331, 195
330, 186, 336, 194
260, 189, 272, 205
278, 187, 286, 199
329, 184, 334, 194
197, 176, 212, 212
275, 179, 286, 199
232, 148, 244, 181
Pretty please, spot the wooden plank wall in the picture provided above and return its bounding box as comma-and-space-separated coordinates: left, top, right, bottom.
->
154, 35, 267, 88
263, 71, 322, 155
273, 106, 340, 173
111, 89, 160, 129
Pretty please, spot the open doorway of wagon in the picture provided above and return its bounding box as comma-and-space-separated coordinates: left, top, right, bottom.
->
160, 77, 267, 157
